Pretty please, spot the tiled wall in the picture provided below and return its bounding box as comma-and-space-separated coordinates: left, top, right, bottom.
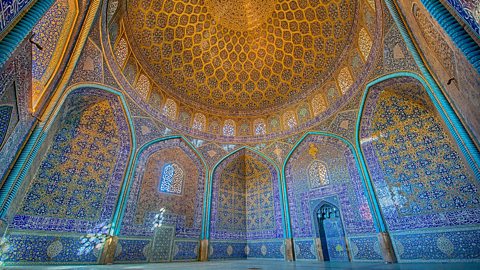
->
284, 135, 379, 261
5, 89, 131, 264
209, 150, 284, 260
115, 138, 206, 263
0, 0, 33, 34
0, 38, 35, 182
360, 77, 480, 262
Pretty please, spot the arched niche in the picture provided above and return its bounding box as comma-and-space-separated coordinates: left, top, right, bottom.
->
209, 149, 284, 260
5, 87, 132, 263
284, 134, 378, 261
359, 76, 480, 261
116, 137, 206, 263
394, 0, 480, 142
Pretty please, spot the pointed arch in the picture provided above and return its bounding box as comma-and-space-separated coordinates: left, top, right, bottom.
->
206, 146, 287, 243
0, 83, 137, 247
311, 94, 327, 116
356, 73, 480, 253
283, 132, 385, 235
283, 111, 297, 130
115, 135, 208, 236
356, 72, 480, 181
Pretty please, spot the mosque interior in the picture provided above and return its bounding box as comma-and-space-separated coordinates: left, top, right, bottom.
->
0, 0, 479, 267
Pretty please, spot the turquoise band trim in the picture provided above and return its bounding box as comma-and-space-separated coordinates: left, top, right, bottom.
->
112, 136, 209, 237
206, 147, 288, 240
384, 1, 480, 178
283, 131, 386, 233
419, 0, 480, 73
0, 0, 55, 69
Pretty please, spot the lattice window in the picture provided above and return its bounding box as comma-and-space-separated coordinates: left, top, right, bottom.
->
135, 74, 150, 99
308, 160, 329, 189
337, 67, 353, 95
115, 38, 128, 68
283, 111, 297, 130
223, 119, 236, 136
312, 94, 327, 116
159, 163, 184, 195
163, 99, 177, 120
358, 28, 373, 61
254, 119, 267, 135
192, 113, 206, 131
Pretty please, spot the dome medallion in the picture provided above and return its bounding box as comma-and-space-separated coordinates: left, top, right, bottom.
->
206, 0, 276, 31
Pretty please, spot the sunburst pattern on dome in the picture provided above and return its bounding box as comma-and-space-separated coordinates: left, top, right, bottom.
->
126, 0, 357, 115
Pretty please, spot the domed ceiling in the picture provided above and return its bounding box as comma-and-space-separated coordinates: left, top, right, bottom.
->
126, 0, 356, 115
106, 0, 381, 141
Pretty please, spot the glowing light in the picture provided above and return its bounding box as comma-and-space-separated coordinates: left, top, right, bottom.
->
77, 222, 111, 256
152, 208, 166, 231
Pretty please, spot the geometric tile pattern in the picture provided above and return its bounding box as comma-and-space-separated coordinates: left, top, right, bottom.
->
348, 236, 383, 261
20, 100, 120, 220
10, 89, 131, 235
0, 105, 12, 147
0, 0, 33, 34
210, 150, 283, 241
7, 232, 98, 264
444, 0, 480, 36
172, 240, 198, 261
120, 138, 205, 239
294, 239, 316, 260
371, 91, 478, 216
149, 226, 174, 262
285, 135, 376, 238
114, 238, 150, 263
360, 78, 480, 231
392, 228, 480, 261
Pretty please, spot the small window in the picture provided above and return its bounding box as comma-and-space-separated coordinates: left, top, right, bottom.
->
159, 163, 184, 195
308, 160, 329, 189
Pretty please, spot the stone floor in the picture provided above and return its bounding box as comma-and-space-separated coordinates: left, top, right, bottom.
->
4, 260, 480, 270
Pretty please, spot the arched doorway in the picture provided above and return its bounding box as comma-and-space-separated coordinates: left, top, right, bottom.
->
316, 203, 349, 262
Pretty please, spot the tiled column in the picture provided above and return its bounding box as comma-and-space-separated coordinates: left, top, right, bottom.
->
199, 239, 209, 261
284, 238, 294, 261
378, 232, 397, 263
99, 236, 118, 264
314, 238, 324, 261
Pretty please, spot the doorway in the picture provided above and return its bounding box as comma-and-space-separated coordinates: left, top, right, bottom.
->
316, 203, 349, 261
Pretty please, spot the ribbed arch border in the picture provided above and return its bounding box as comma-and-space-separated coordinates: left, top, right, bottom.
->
282, 131, 386, 235
0, 84, 137, 229
0, 0, 56, 68
113, 135, 209, 237
418, 0, 480, 73
205, 146, 286, 240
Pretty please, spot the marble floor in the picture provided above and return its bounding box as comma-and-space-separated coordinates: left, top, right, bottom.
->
3, 260, 479, 270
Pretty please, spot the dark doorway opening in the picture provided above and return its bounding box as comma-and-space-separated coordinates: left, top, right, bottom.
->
316, 203, 349, 261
